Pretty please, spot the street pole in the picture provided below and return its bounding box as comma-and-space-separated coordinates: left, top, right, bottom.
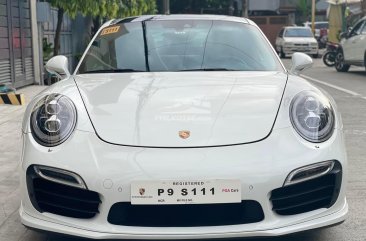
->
362, 0, 366, 16
30, 0, 41, 85
163, 0, 170, 15
311, 0, 316, 34
242, 0, 248, 18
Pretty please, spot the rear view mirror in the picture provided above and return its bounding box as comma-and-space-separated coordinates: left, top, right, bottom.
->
339, 32, 347, 39
45, 55, 70, 79
290, 52, 313, 75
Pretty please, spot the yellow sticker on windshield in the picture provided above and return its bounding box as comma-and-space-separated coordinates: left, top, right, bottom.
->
100, 26, 120, 36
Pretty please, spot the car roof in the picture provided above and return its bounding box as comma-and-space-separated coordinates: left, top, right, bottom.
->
112, 14, 250, 25
304, 21, 328, 24
284, 26, 311, 29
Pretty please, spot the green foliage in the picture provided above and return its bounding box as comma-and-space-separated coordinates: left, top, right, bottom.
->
117, 0, 157, 17
170, 0, 231, 14
47, 0, 157, 19
42, 38, 53, 61
296, 0, 311, 22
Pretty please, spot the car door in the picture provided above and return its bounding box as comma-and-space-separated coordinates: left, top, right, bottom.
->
275, 28, 285, 52
342, 21, 365, 62
355, 20, 366, 63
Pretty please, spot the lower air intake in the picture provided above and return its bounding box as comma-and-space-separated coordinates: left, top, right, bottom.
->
270, 161, 342, 215
26, 166, 101, 219
108, 201, 264, 227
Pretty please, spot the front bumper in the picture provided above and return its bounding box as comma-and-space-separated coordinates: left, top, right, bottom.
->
20, 200, 348, 239
283, 46, 318, 55
20, 127, 348, 239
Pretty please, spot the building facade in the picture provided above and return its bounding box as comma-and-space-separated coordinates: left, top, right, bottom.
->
0, 0, 87, 88
0, 0, 35, 88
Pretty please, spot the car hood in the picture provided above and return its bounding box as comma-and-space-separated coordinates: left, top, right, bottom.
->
284, 37, 317, 43
74, 72, 287, 147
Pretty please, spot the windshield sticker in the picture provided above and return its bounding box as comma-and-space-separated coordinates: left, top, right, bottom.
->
101, 26, 120, 36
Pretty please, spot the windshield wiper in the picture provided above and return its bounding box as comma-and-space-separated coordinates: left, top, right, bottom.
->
83, 69, 146, 74
179, 68, 237, 71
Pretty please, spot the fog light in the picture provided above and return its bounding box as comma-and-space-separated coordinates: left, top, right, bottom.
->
284, 161, 335, 186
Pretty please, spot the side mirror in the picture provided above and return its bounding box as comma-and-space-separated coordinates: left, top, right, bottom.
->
289, 52, 313, 75
346, 27, 353, 38
45, 55, 70, 79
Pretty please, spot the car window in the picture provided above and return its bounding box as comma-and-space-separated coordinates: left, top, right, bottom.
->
78, 22, 146, 73
284, 28, 313, 37
315, 23, 328, 29
350, 21, 364, 36
278, 28, 284, 37
78, 20, 283, 73
361, 21, 366, 34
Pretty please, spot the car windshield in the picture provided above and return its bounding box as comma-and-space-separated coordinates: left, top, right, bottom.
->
315, 23, 328, 29
78, 20, 283, 73
306, 23, 328, 29
285, 28, 313, 37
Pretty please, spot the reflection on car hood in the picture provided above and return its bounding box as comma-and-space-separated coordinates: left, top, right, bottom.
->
74, 71, 287, 147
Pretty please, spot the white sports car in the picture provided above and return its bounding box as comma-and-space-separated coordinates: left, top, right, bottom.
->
20, 15, 347, 239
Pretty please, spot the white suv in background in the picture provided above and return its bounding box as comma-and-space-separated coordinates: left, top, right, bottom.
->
335, 17, 366, 72
275, 26, 319, 58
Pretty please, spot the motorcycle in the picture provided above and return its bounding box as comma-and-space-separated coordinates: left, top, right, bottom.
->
323, 42, 339, 67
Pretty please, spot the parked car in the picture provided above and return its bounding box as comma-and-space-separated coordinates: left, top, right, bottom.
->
335, 17, 366, 72
303, 21, 329, 39
276, 26, 319, 58
20, 15, 347, 239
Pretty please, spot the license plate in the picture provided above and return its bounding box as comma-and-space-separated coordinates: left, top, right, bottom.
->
131, 180, 241, 205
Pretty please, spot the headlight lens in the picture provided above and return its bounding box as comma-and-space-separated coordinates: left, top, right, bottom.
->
290, 91, 335, 142
30, 94, 77, 146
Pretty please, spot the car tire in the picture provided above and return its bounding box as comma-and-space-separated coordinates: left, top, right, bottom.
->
323, 52, 336, 67
335, 51, 350, 72
280, 48, 286, 58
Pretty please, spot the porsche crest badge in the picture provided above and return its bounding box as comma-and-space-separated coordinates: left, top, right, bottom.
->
179, 130, 190, 139
139, 188, 145, 196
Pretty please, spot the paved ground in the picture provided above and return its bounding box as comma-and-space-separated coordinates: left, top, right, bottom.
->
0, 58, 365, 241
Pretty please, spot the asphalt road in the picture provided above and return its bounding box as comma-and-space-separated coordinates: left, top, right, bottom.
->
0, 58, 365, 241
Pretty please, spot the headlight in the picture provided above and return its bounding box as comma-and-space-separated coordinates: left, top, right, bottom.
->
30, 94, 77, 147
290, 91, 335, 142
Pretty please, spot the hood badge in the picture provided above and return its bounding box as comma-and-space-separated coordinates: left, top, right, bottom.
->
179, 130, 190, 139
139, 188, 146, 196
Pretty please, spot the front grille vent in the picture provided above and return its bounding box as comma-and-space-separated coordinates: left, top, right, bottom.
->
270, 162, 342, 215
27, 166, 101, 219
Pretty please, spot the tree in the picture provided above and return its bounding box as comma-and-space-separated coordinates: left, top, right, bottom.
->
47, 0, 157, 56
297, 0, 310, 23
169, 0, 231, 14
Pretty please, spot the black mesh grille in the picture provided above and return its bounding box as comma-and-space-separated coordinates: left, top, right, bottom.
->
108, 201, 264, 227
27, 166, 101, 219
270, 162, 342, 215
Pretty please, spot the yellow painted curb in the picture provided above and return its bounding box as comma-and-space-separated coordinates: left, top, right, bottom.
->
0, 93, 25, 105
